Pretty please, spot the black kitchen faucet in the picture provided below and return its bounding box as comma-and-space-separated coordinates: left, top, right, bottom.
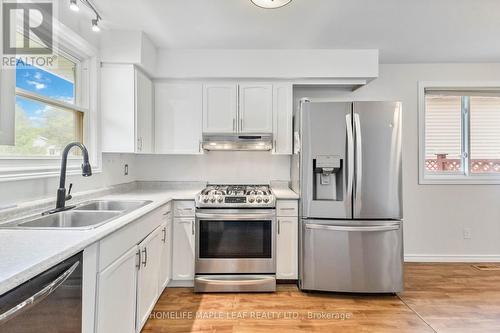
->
44, 142, 92, 215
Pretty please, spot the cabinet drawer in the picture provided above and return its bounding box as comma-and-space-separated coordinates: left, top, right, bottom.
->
174, 201, 195, 217
99, 203, 170, 271
276, 200, 298, 216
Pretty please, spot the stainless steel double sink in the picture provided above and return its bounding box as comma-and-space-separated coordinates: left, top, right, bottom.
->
0, 200, 152, 230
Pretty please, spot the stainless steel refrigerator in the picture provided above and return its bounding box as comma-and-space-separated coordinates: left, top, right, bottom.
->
292, 99, 403, 293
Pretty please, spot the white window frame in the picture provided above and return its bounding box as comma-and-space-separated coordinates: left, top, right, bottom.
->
0, 23, 101, 182
418, 81, 500, 184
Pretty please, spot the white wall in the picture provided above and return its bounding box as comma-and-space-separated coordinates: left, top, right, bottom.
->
0, 154, 136, 208
155, 49, 378, 80
135, 152, 290, 184
295, 63, 500, 261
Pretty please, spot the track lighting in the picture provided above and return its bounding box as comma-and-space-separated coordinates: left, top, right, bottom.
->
69, 0, 79, 11
69, 0, 102, 32
91, 18, 100, 32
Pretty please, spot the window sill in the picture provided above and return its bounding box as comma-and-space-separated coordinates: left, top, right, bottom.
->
0, 164, 102, 182
420, 174, 500, 185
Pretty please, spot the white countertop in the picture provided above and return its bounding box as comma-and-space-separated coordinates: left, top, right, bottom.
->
0, 187, 201, 296
0, 182, 298, 295
272, 186, 299, 199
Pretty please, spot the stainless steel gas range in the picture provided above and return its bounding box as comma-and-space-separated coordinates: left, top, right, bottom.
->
194, 185, 276, 292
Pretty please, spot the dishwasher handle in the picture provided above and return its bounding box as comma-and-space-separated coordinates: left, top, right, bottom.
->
305, 223, 399, 232
0, 261, 80, 324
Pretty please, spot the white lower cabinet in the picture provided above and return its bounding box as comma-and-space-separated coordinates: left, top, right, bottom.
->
95, 203, 173, 333
136, 226, 163, 331
96, 245, 139, 333
276, 200, 299, 280
172, 217, 195, 280
158, 212, 172, 291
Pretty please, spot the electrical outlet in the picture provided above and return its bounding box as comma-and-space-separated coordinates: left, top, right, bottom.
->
463, 227, 472, 240
124, 164, 129, 176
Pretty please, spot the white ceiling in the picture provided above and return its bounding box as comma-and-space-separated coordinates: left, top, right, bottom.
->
94, 0, 500, 63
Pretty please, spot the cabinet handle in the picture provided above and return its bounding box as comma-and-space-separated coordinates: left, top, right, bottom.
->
199, 140, 202, 153
163, 211, 171, 216
136, 250, 141, 270
274, 139, 277, 153
240, 118, 243, 131
278, 219, 281, 234
191, 221, 195, 235
162, 227, 167, 243
233, 118, 236, 132
280, 207, 295, 211
142, 248, 147, 267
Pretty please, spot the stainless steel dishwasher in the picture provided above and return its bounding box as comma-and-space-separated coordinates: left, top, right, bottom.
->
0, 252, 83, 332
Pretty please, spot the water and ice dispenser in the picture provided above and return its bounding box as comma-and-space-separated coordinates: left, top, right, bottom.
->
312, 155, 343, 201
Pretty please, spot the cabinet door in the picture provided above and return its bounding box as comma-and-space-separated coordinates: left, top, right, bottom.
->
101, 64, 135, 153
272, 83, 293, 154
136, 226, 162, 331
135, 69, 154, 153
155, 83, 203, 154
158, 211, 172, 293
276, 217, 298, 279
203, 84, 238, 133
96, 245, 138, 333
172, 218, 195, 280
238, 84, 273, 134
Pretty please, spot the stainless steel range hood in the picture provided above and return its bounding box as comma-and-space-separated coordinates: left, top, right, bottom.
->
202, 134, 273, 151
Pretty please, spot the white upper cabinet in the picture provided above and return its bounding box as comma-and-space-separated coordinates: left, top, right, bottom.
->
155, 83, 203, 154
101, 64, 153, 153
203, 84, 238, 133
272, 83, 293, 154
238, 84, 273, 134
135, 70, 154, 154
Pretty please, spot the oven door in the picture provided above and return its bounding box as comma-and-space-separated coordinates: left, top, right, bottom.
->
195, 209, 276, 274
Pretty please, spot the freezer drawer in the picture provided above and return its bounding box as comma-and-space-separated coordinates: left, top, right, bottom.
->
300, 220, 403, 293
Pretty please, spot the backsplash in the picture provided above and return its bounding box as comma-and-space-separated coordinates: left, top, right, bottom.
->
135, 152, 291, 184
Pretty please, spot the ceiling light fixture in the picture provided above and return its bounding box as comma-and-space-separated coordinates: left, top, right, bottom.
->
91, 18, 100, 32
69, 0, 79, 11
69, 0, 103, 32
251, 0, 292, 9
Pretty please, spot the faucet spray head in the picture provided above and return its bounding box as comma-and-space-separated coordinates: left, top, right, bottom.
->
82, 162, 92, 177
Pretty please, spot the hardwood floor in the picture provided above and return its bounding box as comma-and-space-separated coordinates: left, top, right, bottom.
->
142, 263, 500, 333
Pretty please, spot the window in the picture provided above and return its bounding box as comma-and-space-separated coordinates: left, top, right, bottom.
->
419, 82, 500, 183
0, 26, 100, 181
0, 53, 84, 157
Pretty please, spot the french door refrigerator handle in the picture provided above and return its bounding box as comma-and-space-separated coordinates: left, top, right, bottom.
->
0, 261, 80, 324
305, 223, 399, 232
345, 113, 354, 212
354, 112, 363, 216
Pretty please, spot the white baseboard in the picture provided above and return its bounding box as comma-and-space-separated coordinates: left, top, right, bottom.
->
405, 254, 500, 262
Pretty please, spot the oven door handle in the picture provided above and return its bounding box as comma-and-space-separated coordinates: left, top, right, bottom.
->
195, 213, 275, 220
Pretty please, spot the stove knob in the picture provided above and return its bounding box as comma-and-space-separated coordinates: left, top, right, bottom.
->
210, 196, 215, 203
263, 197, 269, 203
217, 196, 224, 203
203, 196, 209, 203
256, 196, 262, 203
248, 196, 255, 203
